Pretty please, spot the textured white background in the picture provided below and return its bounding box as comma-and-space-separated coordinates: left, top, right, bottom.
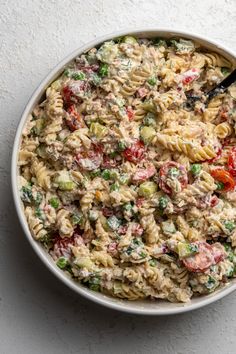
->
1, 0, 236, 353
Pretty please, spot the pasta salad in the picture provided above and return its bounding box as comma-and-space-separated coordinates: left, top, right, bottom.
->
18, 36, 236, 302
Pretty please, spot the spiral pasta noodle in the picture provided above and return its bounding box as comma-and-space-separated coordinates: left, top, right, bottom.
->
18, 35, 236, 303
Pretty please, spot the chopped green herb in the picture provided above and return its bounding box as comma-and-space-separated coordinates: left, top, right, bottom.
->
35, 207, 43, 220
71, 213, 83, 226
227, 267, 235, 277
139, 251, 147, 258
72, 72, 85, 80
158, 196, 168, 210
143, 112, 156, 126
133, 238, 142, 246
49, 197, 59, 209
119, 174, 129, 185
152, 38, 167, 47
20, 185, 32, 203
190, 164, 201, 176
168, 167, 180, 179
91, 73, 102, 86
123, 203, 133, 212
126, 246, 133, 255
205, 276, 216, 290
56, 257, 69, 269
110, 183, 120, 192
109, 152, 118, 159
149, 258, 157, 267
98, 63, 109, 77
63, 68, 70, 77
88, 276, 100, 291
90, 169, 101, 178
118, 141, 127, 151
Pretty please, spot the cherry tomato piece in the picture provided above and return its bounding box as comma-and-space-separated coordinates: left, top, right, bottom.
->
126, 107, 134, 121
123, 140, 145, 164
228, 147, 236, 177
183, 242, 215, 273
211, 168, 235, 191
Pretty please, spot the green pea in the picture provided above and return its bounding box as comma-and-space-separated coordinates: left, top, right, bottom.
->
190, 164, 201, 176
224, 220, 236, 232
221, 67, 230, 76
101, 169, 111, 180
149, 258, 157, 267
147, 77, 157, 86
168, 167, 180, 179
63, 69, 70, 77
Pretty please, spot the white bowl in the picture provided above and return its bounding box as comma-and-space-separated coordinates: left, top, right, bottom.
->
11, 28, 236, 315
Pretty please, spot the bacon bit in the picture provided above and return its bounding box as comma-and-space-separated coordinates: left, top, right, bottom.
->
118, 225, 128, 235
132, 164, 156, 183
102, 207, 114, 217
126, 107, 134, 121
76, 64, 99, 73
107, 242, 118, 255
51, 234, 84, 258
181, 68, 200, 85
220, 109, 229, 121
210, 195, 219, 208
62, 86, 74, 106
66, 105, 85, 131
76, 150, 103, 171
137, 87, 148, 98
102, 155, 118, 168
132, 223, 144, 236
136, 197, 145, 208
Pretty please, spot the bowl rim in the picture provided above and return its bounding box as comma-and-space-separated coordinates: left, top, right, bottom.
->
11, 27, 236, 315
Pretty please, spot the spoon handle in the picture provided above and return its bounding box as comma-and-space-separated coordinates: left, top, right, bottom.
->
207, 68, 236, 100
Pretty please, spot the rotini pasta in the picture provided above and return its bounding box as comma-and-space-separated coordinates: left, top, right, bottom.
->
18, 35, 236, 303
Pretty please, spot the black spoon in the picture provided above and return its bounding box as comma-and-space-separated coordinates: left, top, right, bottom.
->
207, 68, 236, 101
185, 68, 236, 109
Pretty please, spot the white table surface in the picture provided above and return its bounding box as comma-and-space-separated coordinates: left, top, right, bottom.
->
1, 0, 236, 353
